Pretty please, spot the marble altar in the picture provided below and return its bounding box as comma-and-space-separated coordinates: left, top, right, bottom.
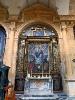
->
19, 76, 59, 100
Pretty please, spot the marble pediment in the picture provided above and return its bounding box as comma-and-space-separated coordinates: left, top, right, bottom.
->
19, 3, 59, 22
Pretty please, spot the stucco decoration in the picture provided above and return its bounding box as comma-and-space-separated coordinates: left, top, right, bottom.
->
19, 3, 59, 22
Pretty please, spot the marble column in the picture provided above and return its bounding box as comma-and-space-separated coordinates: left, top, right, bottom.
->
11, 37, 18, 85
61, 22, 72, 78
4, 22, 16, 84
66, 23, 75, 96
67, 24, 75, 75
60, 22, 74, 95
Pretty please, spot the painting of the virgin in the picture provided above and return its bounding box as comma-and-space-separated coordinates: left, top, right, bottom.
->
28, 43, 49, 73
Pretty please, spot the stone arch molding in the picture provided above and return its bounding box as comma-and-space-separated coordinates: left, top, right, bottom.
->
15, 21, 59, 39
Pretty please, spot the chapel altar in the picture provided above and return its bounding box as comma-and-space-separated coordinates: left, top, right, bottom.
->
20, 75, 59, 99
24, 76, 53, 95
15, 25, 61, 99
24, 36, 53, 94
19, 36, 59, 99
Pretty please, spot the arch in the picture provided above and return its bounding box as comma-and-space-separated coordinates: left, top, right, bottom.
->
20, 22, 58, 37
15, 21, 59, 39
0, 25, 6, 63
15, 22, 63, 92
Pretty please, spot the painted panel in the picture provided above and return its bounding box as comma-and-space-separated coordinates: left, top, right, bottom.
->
28, 43, 49, 73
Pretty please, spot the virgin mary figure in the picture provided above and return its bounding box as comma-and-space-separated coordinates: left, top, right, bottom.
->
34, 46, 44, 65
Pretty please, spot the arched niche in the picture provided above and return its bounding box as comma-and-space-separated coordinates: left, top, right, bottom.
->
15, 23, 63, 92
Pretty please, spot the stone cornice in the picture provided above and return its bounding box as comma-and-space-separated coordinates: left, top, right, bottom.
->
1, 3, 75, 25
60, 15, 75, 21
65, 79, 75, 82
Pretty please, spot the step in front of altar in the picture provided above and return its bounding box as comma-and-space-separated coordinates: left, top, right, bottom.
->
19, 86, 59, 99
16, 92, 68, 100
19, 94, 59, 100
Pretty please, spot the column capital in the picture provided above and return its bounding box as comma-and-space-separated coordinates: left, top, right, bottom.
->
9, 22, 16, 31
66, 21, 74, 28
61, 21, 74, 29
61, 22, 67, 32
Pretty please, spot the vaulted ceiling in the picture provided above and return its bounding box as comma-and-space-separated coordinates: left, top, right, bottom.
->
0, 0, 75, 15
